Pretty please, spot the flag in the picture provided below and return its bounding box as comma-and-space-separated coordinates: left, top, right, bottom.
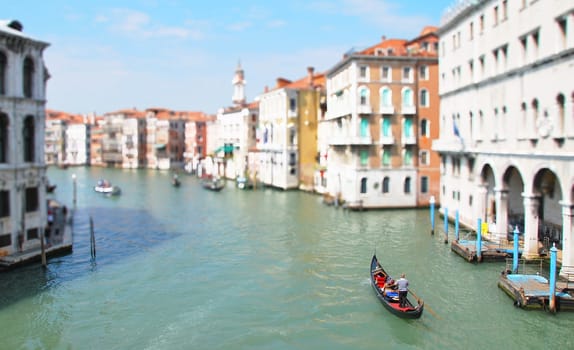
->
453, 122, 460, 138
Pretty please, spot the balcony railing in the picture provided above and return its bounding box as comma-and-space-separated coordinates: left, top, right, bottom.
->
380, 106, 395, 115
357, 105, 373, 115
401, 105, 416, 115
402, 135, 417, 145
380, 135, 395, 145
328, 135, 372, 146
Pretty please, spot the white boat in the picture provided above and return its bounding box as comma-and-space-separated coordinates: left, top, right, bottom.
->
94, 179, 121, 196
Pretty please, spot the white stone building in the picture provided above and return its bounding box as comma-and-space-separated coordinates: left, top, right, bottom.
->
433, 0, 574, 276
0, 20, 50, 255
65, 121, 90, 166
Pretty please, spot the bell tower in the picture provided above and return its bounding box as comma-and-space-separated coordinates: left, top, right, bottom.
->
232, 60, 246, 106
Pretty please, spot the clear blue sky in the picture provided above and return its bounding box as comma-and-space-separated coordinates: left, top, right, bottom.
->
5, 0, 453, 115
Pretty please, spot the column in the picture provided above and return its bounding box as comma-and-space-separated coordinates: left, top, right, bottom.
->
522, 194, 540, 259
559, 202, 574, 281
474, 185, 488, 228
492, 188, 509, 242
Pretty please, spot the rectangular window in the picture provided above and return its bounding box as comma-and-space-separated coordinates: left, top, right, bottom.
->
359, 66, 368, 80
421, 176, 429, 193
479, 14, 484, 33
289, 97, 296, 112
469, 21, 474, 40
502, 0, 508, 20
419, 66, 428, 80
403, 149, 413, 166
382, 148, 391, 166
27, 228, 39, 240
381, 66, 391, 82
402, 67, 412, 82
360, 150, 369, 166
0, 234, 11, 247
289, 152, 296, 166
493, 6, 499, 26
25, 187, 39, 212
0, 190, 9, 217
419, 150, 429, 166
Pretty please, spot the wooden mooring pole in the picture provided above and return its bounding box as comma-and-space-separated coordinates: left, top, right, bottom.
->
90, 216, 96, 259
429, 196, 435, 235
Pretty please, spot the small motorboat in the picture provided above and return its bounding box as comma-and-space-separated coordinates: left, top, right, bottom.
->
94, 179, 121, 196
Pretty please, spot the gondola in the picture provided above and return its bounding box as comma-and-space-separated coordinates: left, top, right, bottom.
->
370, 254, 424, 319
171, 175, 181, 187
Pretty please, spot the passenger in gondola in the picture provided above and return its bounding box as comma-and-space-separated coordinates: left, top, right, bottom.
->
375, 272, 387, 290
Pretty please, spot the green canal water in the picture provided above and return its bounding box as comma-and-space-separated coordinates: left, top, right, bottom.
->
1, 167, 572, 349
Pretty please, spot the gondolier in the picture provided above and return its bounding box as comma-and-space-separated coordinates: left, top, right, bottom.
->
396, 274, 409, 308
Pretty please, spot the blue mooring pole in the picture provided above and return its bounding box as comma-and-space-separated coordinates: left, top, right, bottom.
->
430, 196, 435, 235
455, 209, 460, 241
549, 244, 558, 313
444, 207, 449, 243
476, 218, 482, 262
512, 226, 519, 273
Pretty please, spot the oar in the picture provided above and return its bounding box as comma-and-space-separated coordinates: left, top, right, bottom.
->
409, 290, 441, 319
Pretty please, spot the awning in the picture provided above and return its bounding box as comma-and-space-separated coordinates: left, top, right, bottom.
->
154, 143, 166, 150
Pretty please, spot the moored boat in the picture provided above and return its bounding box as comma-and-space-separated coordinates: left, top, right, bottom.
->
202, 177, 225, 191
94, 179, 121, 196
370, 254, 424, 319
172, 175, 181, 187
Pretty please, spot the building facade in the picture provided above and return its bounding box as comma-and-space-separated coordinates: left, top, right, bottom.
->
0, 20, 50, 255
257, 67, 324, 190
433, 0, 574, 277
324, 28, 440, 209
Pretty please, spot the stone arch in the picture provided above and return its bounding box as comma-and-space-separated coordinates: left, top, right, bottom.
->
502, 165, 525, 234
479, 163, 496, 223
532, 168, 563, 248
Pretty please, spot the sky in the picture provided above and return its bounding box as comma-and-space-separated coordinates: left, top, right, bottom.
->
4, 0, 454, 116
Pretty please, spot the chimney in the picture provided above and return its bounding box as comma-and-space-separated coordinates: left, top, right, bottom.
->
307, 66, 315, 87
381, 35, 386, 42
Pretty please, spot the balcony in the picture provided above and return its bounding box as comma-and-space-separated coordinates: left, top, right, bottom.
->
329, 135, 372, 146
380, 106, 395, 115
380, 135, 395, 145
357, 104, 373, 115
401, 105, 416, 115
402, 135, 416, 145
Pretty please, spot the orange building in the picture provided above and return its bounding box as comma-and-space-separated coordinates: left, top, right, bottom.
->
323, 27, 440, 208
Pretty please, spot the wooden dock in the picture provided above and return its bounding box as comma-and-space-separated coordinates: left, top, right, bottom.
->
451, 239, 516, 262
0, 203, 73, 270
498, 271, 574, 311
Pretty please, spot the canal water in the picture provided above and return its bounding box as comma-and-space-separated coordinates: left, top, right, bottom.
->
1, 167, 572, 349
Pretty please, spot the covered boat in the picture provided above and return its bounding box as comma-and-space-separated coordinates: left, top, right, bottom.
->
370, 254, 424, 319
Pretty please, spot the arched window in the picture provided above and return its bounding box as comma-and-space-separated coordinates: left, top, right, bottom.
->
23, 57, 34, 98
382, 177, 390, 193
359, 87, 369, 105
404, 177, 411, 193
402, 88, 413, 107
420, 119, 429, 137
23, 115, 35, 162
360, 177, 368, 193
0, 51, 6, 95
0, 113, 8, 163
380, 87, 392, 107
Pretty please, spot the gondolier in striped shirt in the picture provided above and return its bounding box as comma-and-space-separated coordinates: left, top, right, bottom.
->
396, 274, 409, 308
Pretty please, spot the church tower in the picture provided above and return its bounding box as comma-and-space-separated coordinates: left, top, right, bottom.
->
232, 61, 246, 106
